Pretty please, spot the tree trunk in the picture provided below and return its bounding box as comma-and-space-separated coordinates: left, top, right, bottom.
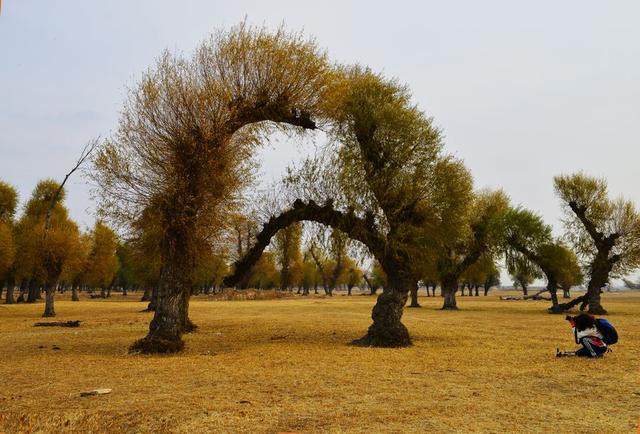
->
122, 286, 128, 296
347, 284, 353, 296
441, 278, 459, 310
42, 285, 56, 317
408, 283, 420, 308
141, 287, 152, 302
71, 285, 80, 301
522, 284, 528, 296
16, 279, 27, 303
4, 277, 15, 304
548, 278, 559, 308
474, 285, 479, 296
146, 287, 158, 311
131, 269, 187, 353
563, 288, 570, 299
27, 280, 38, 303
585, 259, 609, 314
483, 286, 489, 296
352, 274, 413, 347
131, 212, 197, 354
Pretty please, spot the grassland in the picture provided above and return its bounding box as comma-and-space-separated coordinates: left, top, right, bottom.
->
0, 290, 638, 433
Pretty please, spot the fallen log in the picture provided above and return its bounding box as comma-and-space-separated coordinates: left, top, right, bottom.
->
80, 388, 112, 397
34, 320, 81, 327
523, 288, 549, 300
549, 294, 588, 314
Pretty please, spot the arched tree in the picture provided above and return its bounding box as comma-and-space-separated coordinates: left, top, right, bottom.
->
226, 67, 472, 346
553, 173, 640, 314
92, 25, 331, 353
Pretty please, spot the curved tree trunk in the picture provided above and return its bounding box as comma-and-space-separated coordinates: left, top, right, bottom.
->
586, 262, 609, 314
352, 286, 411, 347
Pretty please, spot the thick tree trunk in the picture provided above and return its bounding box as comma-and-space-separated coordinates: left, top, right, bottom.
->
71, 285, 80, 301
474, 285, 479, 296
563, 288, 570, 299
352, 275, 412, 348
42, 285, 56, 317
347, 284, 353, 296
408, 283, 420, 308
483, 286, 489, 296
27, 280, 38, 303
586, 263, 608, 314
131, 211, 197, 354
553, 252, 611, 314
131, 266, 188, 353
441, 279, 459, 310
522, 284, 528, 296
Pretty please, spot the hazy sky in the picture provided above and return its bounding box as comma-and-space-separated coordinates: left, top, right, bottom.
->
1, 1, 639, 281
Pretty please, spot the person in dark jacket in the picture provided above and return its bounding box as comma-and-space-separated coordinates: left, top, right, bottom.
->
556, 313, 607, 358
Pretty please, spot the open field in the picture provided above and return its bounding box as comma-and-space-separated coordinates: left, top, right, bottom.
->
1, 291, 639, 433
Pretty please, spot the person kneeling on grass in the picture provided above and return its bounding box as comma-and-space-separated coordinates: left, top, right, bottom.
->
556, 313, 618, 358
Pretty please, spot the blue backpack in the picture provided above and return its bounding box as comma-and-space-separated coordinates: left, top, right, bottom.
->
596, 319, 618, 345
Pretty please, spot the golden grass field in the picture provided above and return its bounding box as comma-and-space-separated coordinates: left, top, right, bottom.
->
1, 290, 639, 433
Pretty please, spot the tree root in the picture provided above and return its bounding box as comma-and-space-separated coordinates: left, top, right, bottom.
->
129, 335, 184, 354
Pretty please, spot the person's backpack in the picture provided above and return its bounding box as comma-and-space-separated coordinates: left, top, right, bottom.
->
596, 318, 618, 345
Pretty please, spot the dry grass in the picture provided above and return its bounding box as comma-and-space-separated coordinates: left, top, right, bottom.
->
1, 291, 639, 433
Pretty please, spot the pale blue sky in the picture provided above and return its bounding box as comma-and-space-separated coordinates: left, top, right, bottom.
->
1, 1, 639, 283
